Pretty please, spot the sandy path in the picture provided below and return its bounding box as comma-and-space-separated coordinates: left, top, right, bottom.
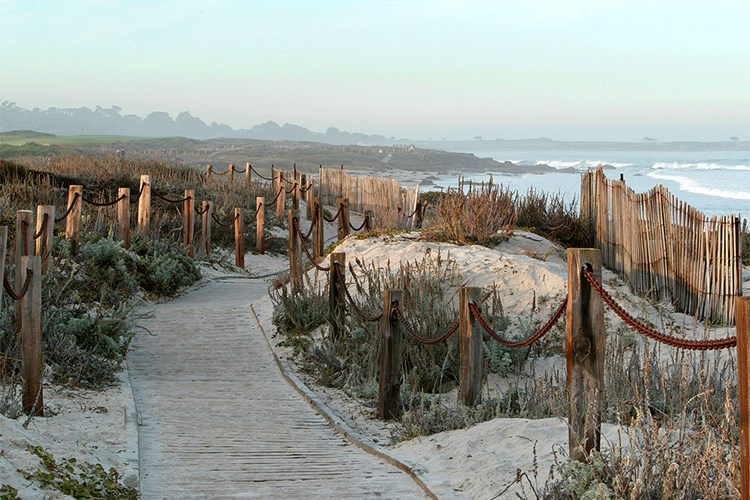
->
127, 276, 428, 499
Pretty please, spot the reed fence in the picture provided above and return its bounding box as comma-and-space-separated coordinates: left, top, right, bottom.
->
318, 167, 421, 228
581, 167, 744, 324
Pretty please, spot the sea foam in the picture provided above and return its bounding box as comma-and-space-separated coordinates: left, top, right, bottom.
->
647, 172, 750, 201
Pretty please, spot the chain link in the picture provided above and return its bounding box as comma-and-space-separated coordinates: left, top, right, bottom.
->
470, 298, 567, 348
293, 217, 331, 272
33, 214, 49, 240
250, 165, 273, 181
55, 193, 81, 222
323, 203, 344, 223
333, 262, 383, 322
391, 301, 460, 345
582, 267, 736, 350
151, 189, 192, 204
3, 271, 33, 301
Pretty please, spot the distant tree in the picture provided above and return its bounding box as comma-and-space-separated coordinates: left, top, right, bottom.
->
474, 136, 482, 140
642, 137, 657, 142
730, 136, 739, 141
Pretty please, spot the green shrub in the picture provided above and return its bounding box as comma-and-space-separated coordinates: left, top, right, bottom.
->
131, 238, 201, 297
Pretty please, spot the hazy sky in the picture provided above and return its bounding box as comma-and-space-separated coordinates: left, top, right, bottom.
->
1, 0, 748, 141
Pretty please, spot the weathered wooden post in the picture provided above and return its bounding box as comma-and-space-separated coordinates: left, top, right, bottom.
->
137, 175, 151, 234
65, 185, 83, 255
117, 188, 130, 249
288, 209, 302, 294
292, 179, 300, 211
205, 164, 213, 179
414, 199, 424, 229
245, 162, 252, 186
0, 226, 6, 309
305, 178, 314, 221
459, 287, 483, 406
365, 210, 374, 232
234, 207, 244, 268
737, 296, 750, 500
378, 289, 403, 420
312, 197, 324, 262
19, 255, 43, 416
275, 172, 286, 224
337, 198, 350, 241
35, 205, 55, 273
300, 174, 308, 217
566, 248, 605, 462
256, 197, 265, 254
200, 201, 212, 257
329, 252, 346, 342
183, 189, 194, 256
228, 163, 235, 183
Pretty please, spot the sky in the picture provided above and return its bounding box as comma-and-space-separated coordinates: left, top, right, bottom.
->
1, 0, 749, 141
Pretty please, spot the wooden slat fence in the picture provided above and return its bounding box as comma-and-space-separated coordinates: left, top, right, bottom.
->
318, 168, 420, 228
581, 167, 743, 324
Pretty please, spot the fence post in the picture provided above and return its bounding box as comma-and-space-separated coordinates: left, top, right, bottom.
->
245, 162, 252, 186
205, 164, 212, 179
312, 197, 324, 262
228, 163, 235, 183
329, 252, 346, 342
305, 178, 314, 221
737, 296, 750, 500
19, 255, 43, 416
0, 226, 6, 309
137, 175, 151, 234
200, 201, 212, 257
365, 210, 374, 232
292, 179, 300, 211
288, 209, 301, 294
183, 189, 194, 257
378, 289, 403, 420
566, 248, 605, 462
65, 185, 83, 255
337, 198, 350, 241
276, 172, 286, 224
459, 287, 483, 406
117, 188, 130, 249
35, 205, 55, 273
414, 200, 424, 229
256, 197, 265, 254
234, 208, 244, 268
300, 174, 307, 216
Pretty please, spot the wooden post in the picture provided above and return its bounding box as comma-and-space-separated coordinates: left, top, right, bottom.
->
737, 296, 750, 500
378, 289, 403, 420
200, 201, 212, 257
137, 175, 151, 234
0, 226, 6, 309
19, 255, 43, 416
292, 179, 300, 210
300, 174, 308, 217
245, 162, 252, 186
337, 198, 350, 241
305, 178, 314, 221
205, 164, 213, 179
15, 210, 33, 328
414, 200, 424, 229
65, 185, 83, 255
329, 252, 346, 342
365, 210, 374, 232
275, 172, 286, 224
234, 208, 244, 268
117, 188, 130, 249
256, 197, 265, 254
228, 163, 235, 183
312, 197, 324, 262
180, 189, 194, 256
288, 209, 301, 294
35, 205, 55, 273
459, 287, 483, 406
566, 248, 605, 462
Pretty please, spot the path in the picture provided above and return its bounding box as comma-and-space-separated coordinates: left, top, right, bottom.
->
128, 276, 427, 499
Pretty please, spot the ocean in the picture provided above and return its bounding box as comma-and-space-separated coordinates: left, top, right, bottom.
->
430, 149, 750, 218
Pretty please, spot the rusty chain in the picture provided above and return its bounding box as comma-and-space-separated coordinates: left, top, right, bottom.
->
470, 298, 567, 348
293, 217, 331, 272
268, 186, 285, 205
250, 165, 273, 181
582, 266, 737, 350
3, 271, 33, 301
195, 203, 211, 215
244, 202, 264, 224
211, 212, 240, 228
323, 203, 344, 223
132, 182, 148, 202
81, 193, 127, 207
151, 189, 192, 204
212, 169, 228, 175
285, 183, 297, 195
55, 193, 81, 222
349, 215, 368, 232
233, 167, 247, 173
332, 262, 383, 322
391, 301, 460, 345
33, 214, 49, 240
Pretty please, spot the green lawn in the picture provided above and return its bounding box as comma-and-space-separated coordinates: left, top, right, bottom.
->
0, 132, 182, 146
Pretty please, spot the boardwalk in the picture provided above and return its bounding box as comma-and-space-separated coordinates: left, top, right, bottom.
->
128, 277, 427, 499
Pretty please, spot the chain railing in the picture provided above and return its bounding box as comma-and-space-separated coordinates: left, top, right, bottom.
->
293, 217, 331, 272
3, 271, 33, 301
81, 193, 127, 207
470, 298, 567, 348
391, 301, 461, 344
582, 266, 737, 350
54, 193, 80, 222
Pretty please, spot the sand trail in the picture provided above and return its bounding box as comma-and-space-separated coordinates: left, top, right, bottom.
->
128, 277, 427, 499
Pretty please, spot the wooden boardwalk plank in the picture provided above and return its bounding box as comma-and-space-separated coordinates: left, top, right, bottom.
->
128, 278, 427, 499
